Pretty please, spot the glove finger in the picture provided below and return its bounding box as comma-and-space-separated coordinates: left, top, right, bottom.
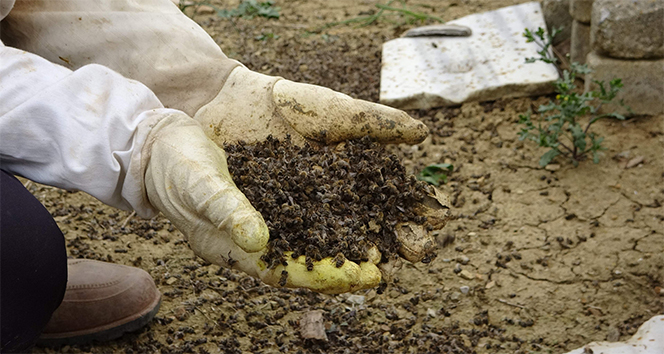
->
261, 247, 382, 294
202, 182, 270, 254
273, 80, 429, 145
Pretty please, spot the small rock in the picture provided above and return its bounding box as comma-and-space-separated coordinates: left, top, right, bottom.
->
460, 286, 470, 294
458, 255, 470, 265
625, 156, 644, 169
460, 334, 472, 348
589, 308, 603, 317
366, 289, 377, 302
606, 326, 620, 341
545, 163, 561, 171
450, 292, 461, 301
427, 308, 437, 318
166, 277, 178, 285
654, 286, 663, 295
300, 310, 328, 341
485, 281, 496, 289
346, 295, 365, 306
467, 232, 477, 237
402, 24, 472, 38
615, 150, 631, 159
380, 325, 390, 332
195, 5, 215, 15
459, 269, 475, 280
173, 306, 189, 321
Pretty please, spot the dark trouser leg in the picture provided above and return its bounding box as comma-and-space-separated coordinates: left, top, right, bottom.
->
0, 170, 67, 353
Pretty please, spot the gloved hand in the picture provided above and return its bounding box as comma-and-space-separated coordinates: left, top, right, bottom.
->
190, 66, 449, 287
142, 112, 386, 294
143, 69, 449, 294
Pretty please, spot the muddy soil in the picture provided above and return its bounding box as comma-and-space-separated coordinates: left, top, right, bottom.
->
29, 0, 662, 353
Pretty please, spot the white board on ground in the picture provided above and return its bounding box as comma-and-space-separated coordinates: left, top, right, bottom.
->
380, 2, 559, 110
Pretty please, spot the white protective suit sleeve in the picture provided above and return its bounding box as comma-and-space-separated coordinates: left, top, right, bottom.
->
0, 44, 174, 217
1, 0, 239, 117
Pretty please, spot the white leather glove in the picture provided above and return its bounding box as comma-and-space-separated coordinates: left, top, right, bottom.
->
195, 66, 430, 146
142, 112, 385, 294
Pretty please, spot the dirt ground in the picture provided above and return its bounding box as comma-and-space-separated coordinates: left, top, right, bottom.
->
29, 0, 662, 353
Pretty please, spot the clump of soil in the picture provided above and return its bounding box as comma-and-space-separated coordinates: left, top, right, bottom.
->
224, 136, 433, 269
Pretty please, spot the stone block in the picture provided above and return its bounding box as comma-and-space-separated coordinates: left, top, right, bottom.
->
379, 2, 558, 110
543, 0, 573, 45
585, 51, 664, 116
571, 20, 591, 64
591, 0, 664, 59
570, 0, 594, 23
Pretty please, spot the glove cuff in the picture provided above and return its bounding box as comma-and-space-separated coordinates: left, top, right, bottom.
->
131, 109, 193, 218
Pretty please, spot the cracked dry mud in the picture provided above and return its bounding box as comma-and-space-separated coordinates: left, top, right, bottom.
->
29, 0, 662, 353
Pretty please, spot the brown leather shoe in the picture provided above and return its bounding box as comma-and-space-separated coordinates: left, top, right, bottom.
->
38, 259, 161, 346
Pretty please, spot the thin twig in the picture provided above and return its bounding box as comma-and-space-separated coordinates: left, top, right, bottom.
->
120, 211, 136, 229
194, 305, 218, 329
585, 103, 604, 134
375, 4, 444, 22
551, 45, 569, 72
586, 305, 604, 312
497, 298, 528, 309
557, 141, 574, 154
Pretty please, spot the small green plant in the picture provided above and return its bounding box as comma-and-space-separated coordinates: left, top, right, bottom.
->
179, 0, 279, 19
309, 0, 443, 34
518, 27, 630, 167
417, 163, 453, 186
255, 32, 280, 41
218, 0, 280, 19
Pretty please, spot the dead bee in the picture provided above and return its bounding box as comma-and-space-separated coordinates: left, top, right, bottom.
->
305, 256, 314, 271
376, 280, 388, 294
226, 136, 436, 270
278, 270, 288, 287
421, 251, 438, 264
226, 251, 237, 267
333, 253, 346, 268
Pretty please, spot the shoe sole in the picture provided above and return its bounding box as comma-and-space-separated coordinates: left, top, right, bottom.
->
37, 296, 162, 347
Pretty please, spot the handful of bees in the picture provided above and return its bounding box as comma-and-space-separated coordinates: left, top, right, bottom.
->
225, 136, 443, 276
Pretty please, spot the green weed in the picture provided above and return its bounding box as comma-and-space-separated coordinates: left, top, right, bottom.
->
518, 27, 630, 167
310, 0, 443, 34
417, 163, 453, 186
179, 0, 280, 19
255, 32, 280, 41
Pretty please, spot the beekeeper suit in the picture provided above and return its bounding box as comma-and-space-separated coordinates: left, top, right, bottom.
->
0, 0, 432, 351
